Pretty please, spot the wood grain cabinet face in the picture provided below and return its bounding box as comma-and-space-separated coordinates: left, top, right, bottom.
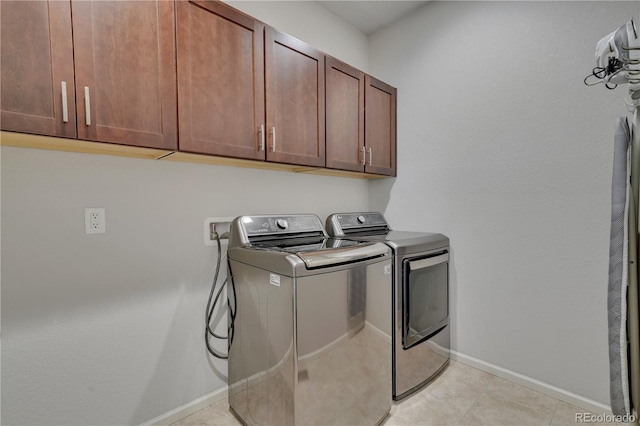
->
325, 57, 365, 172
325, 58, 396, 177
365, 75, 397, 176
1, 0, 177, 150
266, 28, 325, 167
0, 1, 76, 138
177, 0, 265, 160
1, 0, 396, 176
72, 0, 177, 150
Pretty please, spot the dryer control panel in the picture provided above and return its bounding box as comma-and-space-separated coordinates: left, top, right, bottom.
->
326, 212, 390, 236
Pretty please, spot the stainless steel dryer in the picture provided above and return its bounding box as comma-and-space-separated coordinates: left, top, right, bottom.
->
226, 214, 393, 425
326, 212, 450, 401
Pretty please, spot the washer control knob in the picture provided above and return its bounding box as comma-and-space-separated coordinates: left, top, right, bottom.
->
357, 215, 366, 224
276, 219, 289, 230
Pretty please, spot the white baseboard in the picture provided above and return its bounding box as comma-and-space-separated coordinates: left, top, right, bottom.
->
139, 386, 228, 426
450, 350, 613, 416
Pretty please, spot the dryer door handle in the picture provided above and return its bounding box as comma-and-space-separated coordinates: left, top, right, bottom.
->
408, 253, 449, 271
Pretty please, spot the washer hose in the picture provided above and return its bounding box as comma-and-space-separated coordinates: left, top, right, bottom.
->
205, 231, 235, 359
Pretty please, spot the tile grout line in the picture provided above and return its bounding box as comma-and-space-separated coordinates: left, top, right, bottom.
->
549, 400, 561, 426
457, 395, 481, 423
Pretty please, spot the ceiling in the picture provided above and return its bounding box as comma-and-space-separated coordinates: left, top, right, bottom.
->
317, 1, 430, 35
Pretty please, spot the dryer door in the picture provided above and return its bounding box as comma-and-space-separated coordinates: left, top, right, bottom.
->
402, 251, 449, 349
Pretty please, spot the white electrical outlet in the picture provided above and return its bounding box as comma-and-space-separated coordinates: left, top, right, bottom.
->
85, 208, 106, 234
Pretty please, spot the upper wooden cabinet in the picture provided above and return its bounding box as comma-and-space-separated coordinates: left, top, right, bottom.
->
325, 57, 396, 176
265, 28, 325, 167
1, 1, 76, 138
325, 57, 365, 172
176, 0, 265, 160
365, 76, 396, 176
1, 0, 177, 150
71, 0, 177, 150
1, 0, 395, 176
176, 3, 326, 169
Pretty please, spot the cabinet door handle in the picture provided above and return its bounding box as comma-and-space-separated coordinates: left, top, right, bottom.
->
270, 127, 276, 152
259, 124, 265, 151
368, 147, 373, 166
360, 146, 365, 165
84, 86, 91, 126
61, 81, 69, 123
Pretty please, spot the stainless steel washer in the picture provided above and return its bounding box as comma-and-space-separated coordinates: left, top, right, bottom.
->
227, 214, 393, 425
326, 212, 450, 401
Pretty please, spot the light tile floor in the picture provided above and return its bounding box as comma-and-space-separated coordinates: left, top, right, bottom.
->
171, 361, 623, 426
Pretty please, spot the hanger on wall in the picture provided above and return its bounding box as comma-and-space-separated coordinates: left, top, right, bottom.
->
584, 19, 640, 103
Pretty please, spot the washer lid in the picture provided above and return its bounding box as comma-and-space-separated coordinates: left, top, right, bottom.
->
295, 241, 389, 269
251, 237, 388, 268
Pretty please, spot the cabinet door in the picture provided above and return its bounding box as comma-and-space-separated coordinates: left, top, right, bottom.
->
1, 0, 76, 138
325, 57, 365, 172
365, 76, 396, 176
176, 0, 265, 160
266, 28, 325, 167
71, 0, 177, 150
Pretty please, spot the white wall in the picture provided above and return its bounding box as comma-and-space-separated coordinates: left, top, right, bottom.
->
0, 2, 369, 424
369, 1, 639, 405
226, 0, 369, 73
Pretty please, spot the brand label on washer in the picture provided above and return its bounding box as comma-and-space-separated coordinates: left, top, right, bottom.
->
269, 273, 281, 286
384, 265, 392, 275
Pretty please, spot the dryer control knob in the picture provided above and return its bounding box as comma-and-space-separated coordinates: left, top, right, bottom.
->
276, 219, 289, 230
357, 215, 366, 224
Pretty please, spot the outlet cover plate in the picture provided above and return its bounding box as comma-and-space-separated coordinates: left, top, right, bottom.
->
85, 208, 106, 234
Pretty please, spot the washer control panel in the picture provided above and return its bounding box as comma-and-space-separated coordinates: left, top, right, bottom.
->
241, 214, 325, 236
